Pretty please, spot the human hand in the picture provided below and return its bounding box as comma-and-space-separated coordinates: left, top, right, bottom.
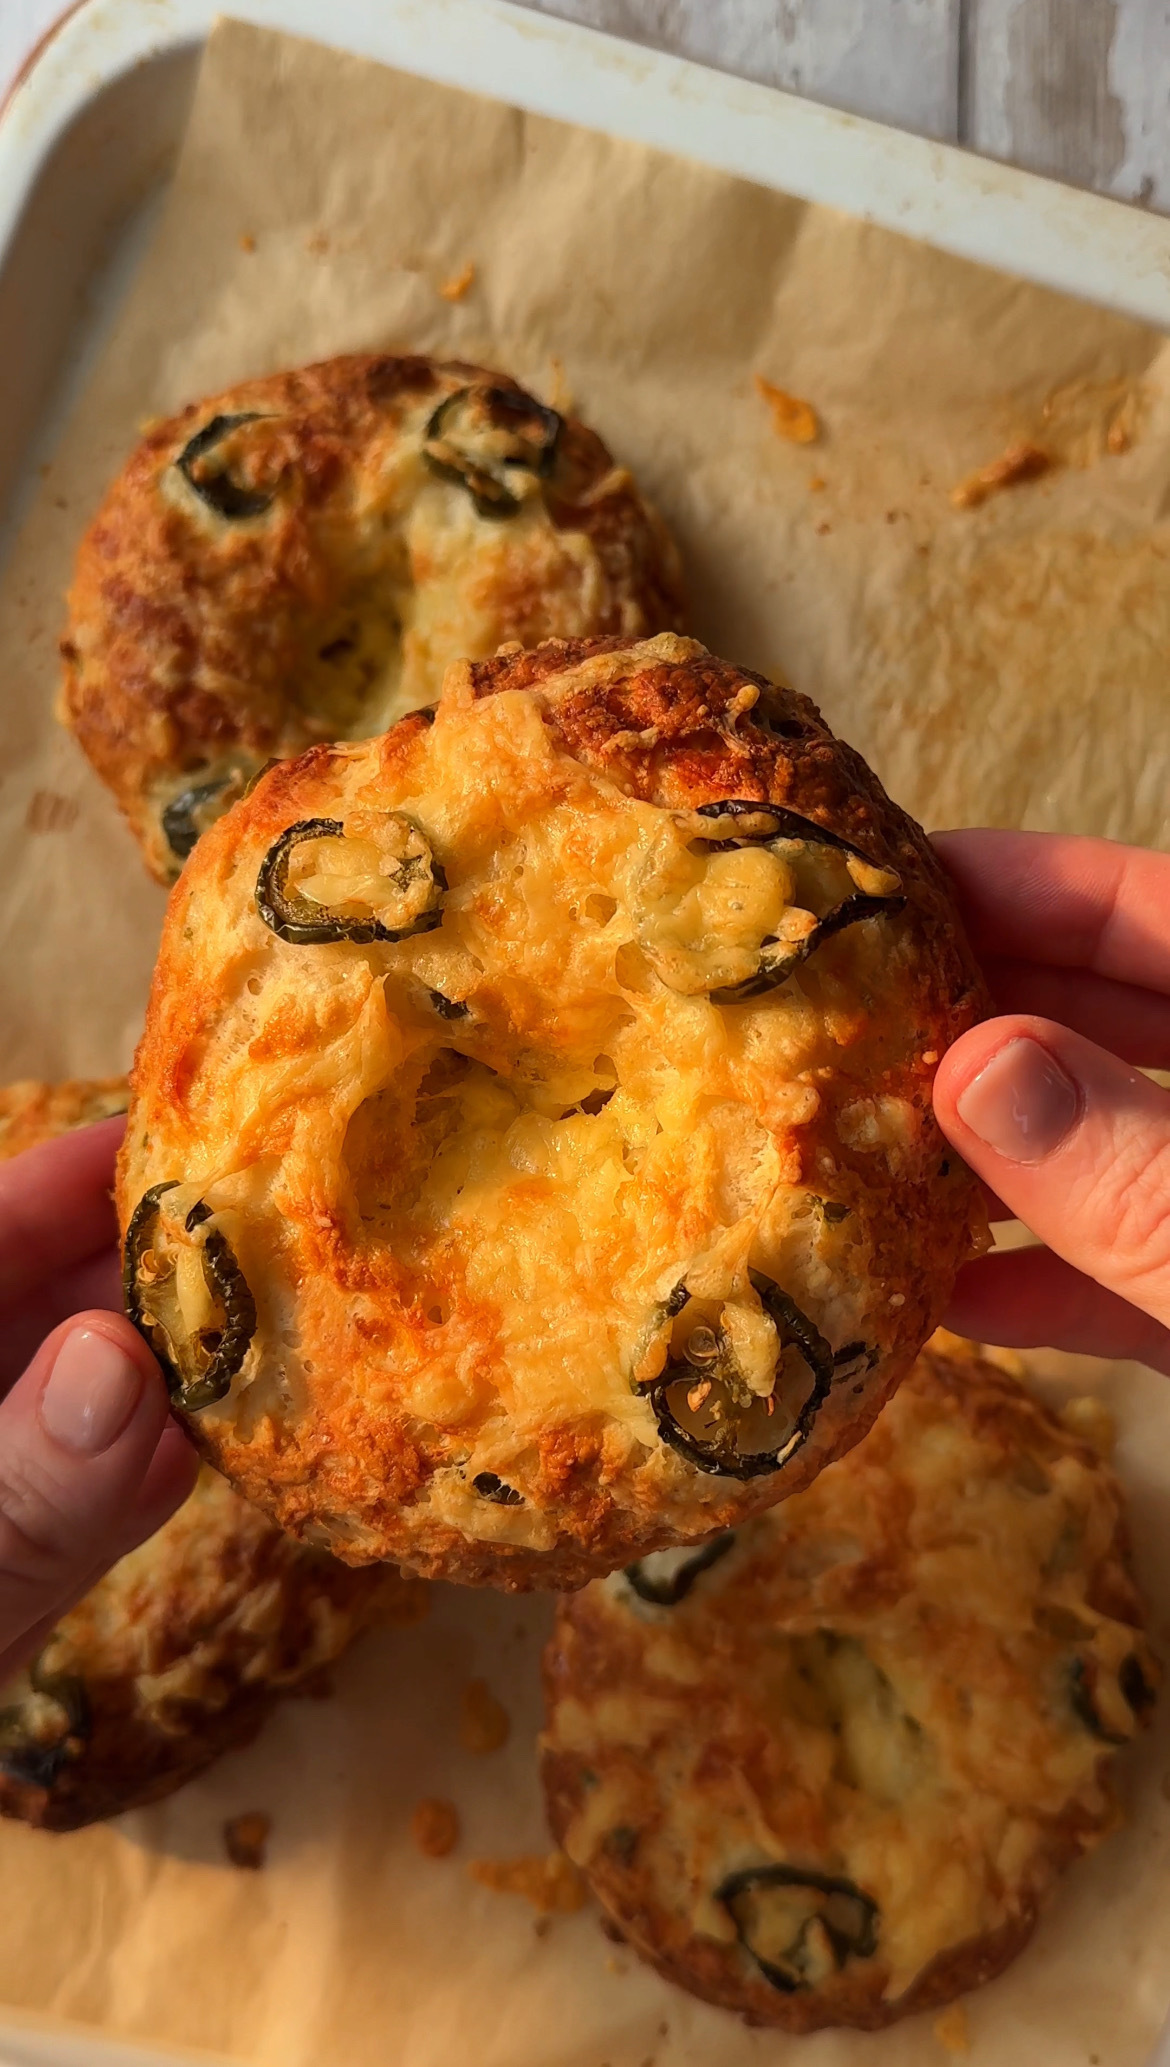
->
931, 830, 1170, 1377
0, 1116, 195, 1683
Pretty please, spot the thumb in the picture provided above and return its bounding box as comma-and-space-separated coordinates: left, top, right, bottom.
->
0, 1312, 186, 1680
934, 1015, 1170, 1331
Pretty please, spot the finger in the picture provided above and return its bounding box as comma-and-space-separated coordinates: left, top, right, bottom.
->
932, 830, 1170, 990
0, 1426, 200, 1689
0, 1310, 179, 1673
0, 1116, 125, 1310
0, 1247, 123, 1393
934, 1016, 1170, 1331
983, 956, 1170, 1070
945, 1247, 1170, 1377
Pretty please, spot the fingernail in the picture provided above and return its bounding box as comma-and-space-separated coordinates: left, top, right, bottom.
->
956, 1036, 1080, 1164
40, 1329, 144, 1456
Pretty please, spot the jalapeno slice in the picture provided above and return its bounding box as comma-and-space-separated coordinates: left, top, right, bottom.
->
422, 385, 563, 519
1069, 1650, 1157, 1744
175, 412, 276, 520
256, 816, 446, 945
624, 1532, 736, 1605
640, 1271, 833, 1480
123, 1183, 256, 1414
0, 1655, 90, 1789
473, 1472, 524, 1507
640, 798, 905, 1005
717, 1865, 879, 1993
160, 760, 261, 865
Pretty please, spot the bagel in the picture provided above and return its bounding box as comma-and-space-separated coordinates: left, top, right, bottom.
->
0, 1077, 426, 1830
541, 1338, 1159, 2030
117, 632, 988, 1588
0, 1074, 128, 1158
0, 1464, 426, 1832
59, 354, 684, 882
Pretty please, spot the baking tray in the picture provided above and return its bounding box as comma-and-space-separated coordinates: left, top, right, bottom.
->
3, 2, 1170, 2062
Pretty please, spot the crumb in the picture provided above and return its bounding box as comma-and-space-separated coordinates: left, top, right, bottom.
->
53, 497, 68, 510
468, 1851, 587, 1913
547, 355, 574, 414
599, 1914, 627, 1943
25, 790, 79, 834
755, 374, 818, 444
533, 1914, 552, 1938
459, 1677, 510, 1753
439, 260, 476, 302
306, 230, 330, 257
950, 441, 1051, 509
933, 2002, 970, 2054
224, 1811, 271, 1870
605, 1956, 626, 1975
885, 508, 903, 523
916, 540, 931, 555
807, 474, 826, 491
239, 232, 256, 254
657, 2023, 669, 2039
1059, 1395, 1116, 1458
411, 1797, 460, 1858
38, 462, 50, 478
814, 521, 832, 536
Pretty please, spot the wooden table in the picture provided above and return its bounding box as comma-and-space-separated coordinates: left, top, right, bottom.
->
3, 0, 1170, 210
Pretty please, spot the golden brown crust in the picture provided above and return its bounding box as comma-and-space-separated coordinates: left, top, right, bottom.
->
541, 1341, 1158, 2030
0, 1076, 128, 1160
0, 1467, 427, 1832
60, 355, 684, 882
117, 634, 988, 1589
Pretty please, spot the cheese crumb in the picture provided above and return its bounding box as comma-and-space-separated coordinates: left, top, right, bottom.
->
459, 1677, 511, 1753
950, 442, 1051, 509
439, 261, 476, 302
411, 1797, 460, 1857
755, 374, 819, 444
468, 1851, 587, 1912
933, 2002, 970, 2053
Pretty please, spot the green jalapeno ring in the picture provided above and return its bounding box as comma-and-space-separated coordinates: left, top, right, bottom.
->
161, 761, 264, 865
0, 1657, 91, 1790
175, 413, 276, 521
422, 385, 564, 521
123, 1183, 257, 1415
473, 1472, 524, 1507
624, 1531, 736, 1606
709, 891, 907, 1006
641, 1271, 834, 1481
716, 1864, 879, 1993
255, 817, 446, 947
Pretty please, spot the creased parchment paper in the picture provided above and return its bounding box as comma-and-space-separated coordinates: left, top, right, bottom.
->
2, 21, 1170, 2066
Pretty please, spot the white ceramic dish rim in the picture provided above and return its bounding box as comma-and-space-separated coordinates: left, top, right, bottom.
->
0, 2, 1168, 2062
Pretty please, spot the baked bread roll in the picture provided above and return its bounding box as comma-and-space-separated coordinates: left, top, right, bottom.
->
117, 632, 987, 1588
0, 1464, 426, 1831
59, 355, 683, 882
0, 1077, 425, 1830
541, 1338, 1159, 2029
0, 1075, 128, 1158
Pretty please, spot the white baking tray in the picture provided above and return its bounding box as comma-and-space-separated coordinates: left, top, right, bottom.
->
2, 3, 1169, 2062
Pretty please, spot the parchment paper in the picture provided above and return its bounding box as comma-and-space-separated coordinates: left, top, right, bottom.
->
1, 21, 1170, 2065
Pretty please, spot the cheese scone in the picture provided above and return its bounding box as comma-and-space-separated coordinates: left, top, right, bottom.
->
0, 1075, 425, 1830
542, 1339, 1159, 2030
117, 632, 987, 1588
0, 1465, 427, 1831
0, 1075, 128, 1157
59, 355, 684, 883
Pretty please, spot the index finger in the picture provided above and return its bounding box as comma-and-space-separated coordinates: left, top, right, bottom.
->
932, 830, 1170, 993
0, 1116, 125, 1310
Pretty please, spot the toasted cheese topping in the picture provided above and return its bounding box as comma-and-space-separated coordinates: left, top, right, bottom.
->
542, 1340, 1158, 2031
119, 635, 986, 1586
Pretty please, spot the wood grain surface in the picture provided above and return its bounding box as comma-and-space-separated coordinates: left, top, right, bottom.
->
2, 0, 1170, 207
